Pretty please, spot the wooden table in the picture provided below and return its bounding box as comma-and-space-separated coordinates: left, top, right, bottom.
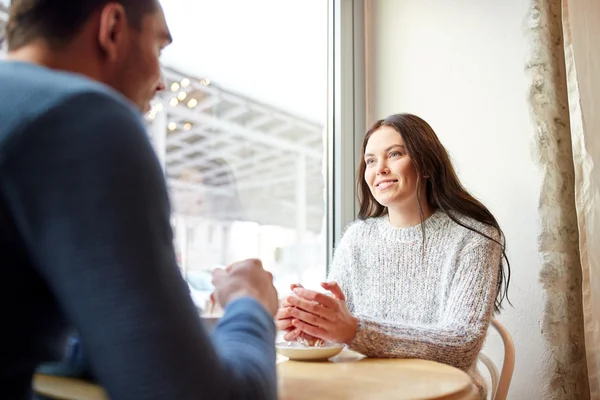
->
34, 352, 478, 400
277, 351, 479, 400
33, 374, 108, 400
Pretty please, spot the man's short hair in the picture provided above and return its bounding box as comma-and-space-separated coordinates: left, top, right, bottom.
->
6, 0, 158, 51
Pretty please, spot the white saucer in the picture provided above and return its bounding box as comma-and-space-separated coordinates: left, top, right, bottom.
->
275, 341, 345, 361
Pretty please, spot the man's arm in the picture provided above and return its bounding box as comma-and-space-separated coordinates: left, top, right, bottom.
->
0, 92, 276, 399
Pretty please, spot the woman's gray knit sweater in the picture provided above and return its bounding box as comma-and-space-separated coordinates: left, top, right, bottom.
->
328, 210, 502, 398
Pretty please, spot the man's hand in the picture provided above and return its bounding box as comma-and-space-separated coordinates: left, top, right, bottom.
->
212, 259, 279, 316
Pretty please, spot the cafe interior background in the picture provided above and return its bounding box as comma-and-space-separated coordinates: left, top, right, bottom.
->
1, 0, 598, 398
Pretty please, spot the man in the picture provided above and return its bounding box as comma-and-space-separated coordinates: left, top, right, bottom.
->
0, 1, 279, 399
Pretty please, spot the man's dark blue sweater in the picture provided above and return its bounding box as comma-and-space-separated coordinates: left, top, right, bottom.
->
0, 61, 277, 400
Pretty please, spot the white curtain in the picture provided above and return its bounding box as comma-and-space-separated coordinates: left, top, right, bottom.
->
562, 0, 600, 397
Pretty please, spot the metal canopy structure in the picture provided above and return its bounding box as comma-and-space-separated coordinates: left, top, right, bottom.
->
146, 66, 326, 233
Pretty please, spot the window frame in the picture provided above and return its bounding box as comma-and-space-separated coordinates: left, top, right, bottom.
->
326, 0, 366, 272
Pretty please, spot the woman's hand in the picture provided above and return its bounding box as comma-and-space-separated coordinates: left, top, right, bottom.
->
285, 281, 359, 345
274, 288, 297, 337
275, 284, 318, 342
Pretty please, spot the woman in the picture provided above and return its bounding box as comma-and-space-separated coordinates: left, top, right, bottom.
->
275, 113, 510, 398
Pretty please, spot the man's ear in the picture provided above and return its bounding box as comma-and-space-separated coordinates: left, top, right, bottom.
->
97, 3, 128, 61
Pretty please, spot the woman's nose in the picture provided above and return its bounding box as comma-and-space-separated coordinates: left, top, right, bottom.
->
376, 162, 389, 175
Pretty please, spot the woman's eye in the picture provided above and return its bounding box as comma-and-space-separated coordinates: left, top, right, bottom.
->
365, 159, 375, 165
390, 151, 400, 157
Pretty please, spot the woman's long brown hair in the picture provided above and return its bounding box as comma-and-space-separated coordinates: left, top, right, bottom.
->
357, 113, 510, 312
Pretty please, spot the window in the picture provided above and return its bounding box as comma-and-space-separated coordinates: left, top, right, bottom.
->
145, 0, 331, 309
0, 2, 7, 57
0, 0, 366, 310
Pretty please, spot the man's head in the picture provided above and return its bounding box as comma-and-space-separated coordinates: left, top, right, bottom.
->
6, 0, 172, 112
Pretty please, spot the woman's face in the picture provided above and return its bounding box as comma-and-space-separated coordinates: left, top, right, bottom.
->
363, 126, 421, 210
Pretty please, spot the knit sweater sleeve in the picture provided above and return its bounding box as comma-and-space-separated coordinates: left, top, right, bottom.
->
349, 230, 502, 371
326, 223, 358, 312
